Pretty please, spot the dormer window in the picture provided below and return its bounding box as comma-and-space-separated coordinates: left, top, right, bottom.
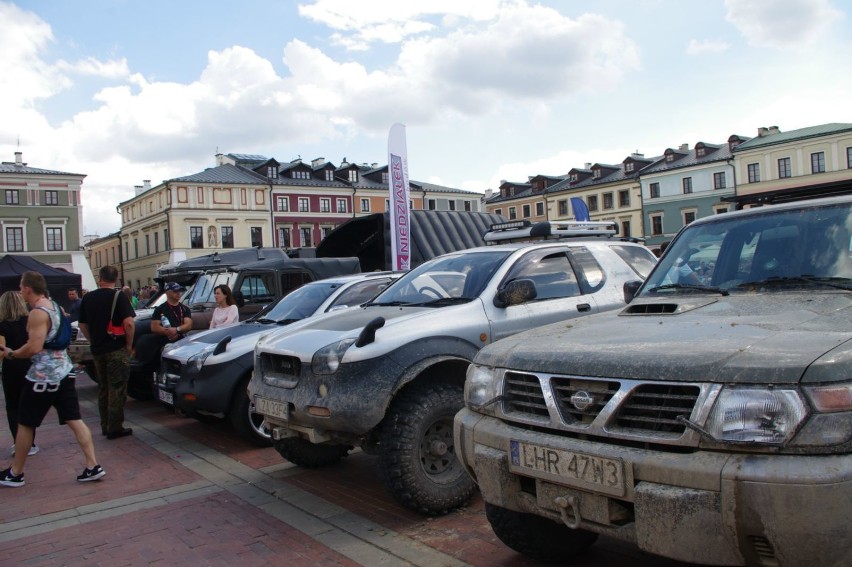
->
325, 170, 334, 181
593, 168, 601, 179
267, 166, 278, 179
666, 153, 674, 162
348, 170, 358, 183
382, 172, 388, 185
569, 173, 577, 182
625, 162, 634, 173
292, 170, 309, 180
697, 148, 705, 157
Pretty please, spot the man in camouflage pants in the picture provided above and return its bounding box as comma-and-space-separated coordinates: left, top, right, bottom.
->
78, 266, 136, 439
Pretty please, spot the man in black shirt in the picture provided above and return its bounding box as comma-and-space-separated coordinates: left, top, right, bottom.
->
151, 282, 192, 343
78, 266, 135, 439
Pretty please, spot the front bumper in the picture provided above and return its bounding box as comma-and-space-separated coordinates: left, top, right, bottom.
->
158, 353, 253, 415
455, 408, 852, 566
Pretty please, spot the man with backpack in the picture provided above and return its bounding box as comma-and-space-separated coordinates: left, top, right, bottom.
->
0, 271, 105, 487
78, 265, 135, 440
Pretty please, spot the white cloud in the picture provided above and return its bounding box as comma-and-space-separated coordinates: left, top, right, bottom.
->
725, 0, 844, 48
686, 39, 731, 54
55, 57, 130, 78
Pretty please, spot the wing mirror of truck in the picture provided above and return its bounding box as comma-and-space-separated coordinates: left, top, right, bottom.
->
233, 291, 245, 308
493, 279, 537, 308
623, 280, 642, 304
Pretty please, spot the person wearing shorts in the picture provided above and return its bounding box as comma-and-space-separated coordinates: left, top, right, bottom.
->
0, 271, 105, 488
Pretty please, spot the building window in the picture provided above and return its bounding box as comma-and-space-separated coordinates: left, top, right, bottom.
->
625, 162, 634, 173
278, 227, 291, 247
360, 198, 370, 212
494, 208, 503, 216
651, 214, 663, 236
320, 198, 331, 213
535, 202, 544, 216
621, 220, 631, 238
427, 199, 437, 210
649, 183, 660, 199
348, 170, 358, 183
714, 206, 729, 215
325, 170, 334, 181
618, 190, 630, 207
298, 197, 310, 212
811, 151, 825, 173
522, 204, 530, 218
683, 211, 696, 225
509, 207, 517, 220
464, 200, 472, 212
5, 190, 19, 205
321, 226, 333, 239
382, 172, 389, 185
45, 191, 59, 205
124, 241, 129, 259
133, 238, 139, 258
774, 157, 791, 179
449, 200, 457, 211
250, 227, 263, 248
276, 196, 289, 211
847, 147, 852, 169
5, 227, 23, 252
190, 226, 203, 249
300, 227, 312, 247
682, 177, 693, 194
603, 192, 614, 209
145, 234, 150, 255
267, 166, 278, 179
336, 198, 347, 213
292, 170, 310, 179
154, 232, 159, 253
587, 195, 598, 211
713, 172, 726, 189
747, 163, 760, 183
384, 198, 390, 211
164, 228, 170, 251
221, 226, 234, 248
558, 200, 568, 215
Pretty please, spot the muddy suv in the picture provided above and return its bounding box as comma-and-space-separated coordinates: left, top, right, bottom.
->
456, 196, 852, 566
249, 221, 656, 515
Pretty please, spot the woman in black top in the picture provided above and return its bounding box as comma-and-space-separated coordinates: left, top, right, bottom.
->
0, 291, 37, 455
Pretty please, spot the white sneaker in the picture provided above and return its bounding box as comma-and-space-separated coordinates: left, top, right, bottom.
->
28, 445, 39, 456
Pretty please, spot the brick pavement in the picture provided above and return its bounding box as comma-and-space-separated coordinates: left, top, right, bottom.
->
0, 373, 703, 566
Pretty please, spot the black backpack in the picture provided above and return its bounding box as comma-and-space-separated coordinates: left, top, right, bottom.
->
42, 302, 72, 350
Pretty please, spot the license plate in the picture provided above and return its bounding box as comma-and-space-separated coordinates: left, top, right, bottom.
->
509, 440, 625, 497
254, 396, 288, 420
158, 389, 174, 405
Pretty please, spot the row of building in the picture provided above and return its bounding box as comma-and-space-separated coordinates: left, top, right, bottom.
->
2, 122, 851, 290
484, 123, 852, 250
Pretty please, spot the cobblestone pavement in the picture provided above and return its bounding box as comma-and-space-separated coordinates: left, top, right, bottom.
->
0, 373, 706, 566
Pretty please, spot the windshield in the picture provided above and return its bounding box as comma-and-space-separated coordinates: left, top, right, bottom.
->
183, 271, 237, 305
641, 201, 852, 296
370, 250, 510, 305
255, 281, 340, 322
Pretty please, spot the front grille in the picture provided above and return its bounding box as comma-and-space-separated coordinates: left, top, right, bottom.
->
162, 358, 182, 376
259, 353, 301, 378
552, 378, 619, 425
503, 371, 548, 418
614, 384, 700, 434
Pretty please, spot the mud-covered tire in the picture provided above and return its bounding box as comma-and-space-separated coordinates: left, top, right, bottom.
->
485, 503, 598, 562
379, 382, 475, 515
229, 376, 272, 447
273, 437, 351, 468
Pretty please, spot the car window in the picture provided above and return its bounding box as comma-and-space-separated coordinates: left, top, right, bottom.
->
610, 245, 657, 279
329, 278, 393, 310
280, 271, 313, 296
263, 282, 339, 321
567, 247, 606, 293
240, 273, 276, 304
502, 249, 581, 300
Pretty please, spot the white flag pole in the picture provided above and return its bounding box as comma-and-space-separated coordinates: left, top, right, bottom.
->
388, 123, 411, 271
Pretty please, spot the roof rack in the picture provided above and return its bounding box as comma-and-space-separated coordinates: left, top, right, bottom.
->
484, 219, 618, 244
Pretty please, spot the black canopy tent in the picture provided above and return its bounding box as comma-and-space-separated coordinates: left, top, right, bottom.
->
0, 254, 82, 313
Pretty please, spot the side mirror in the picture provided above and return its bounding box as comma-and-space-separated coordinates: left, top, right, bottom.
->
493, 279, 537, 308
233, 291, 245, 308
623, 280, 642, 304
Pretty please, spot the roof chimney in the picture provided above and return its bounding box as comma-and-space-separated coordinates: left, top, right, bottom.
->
215, 152, 224, 166
14, 151, 22, 165
143, 179, 151, 191
134, 185, 144, 195
757, 126, 780, 137
679, 143, 689, 151
584, 163, 591, 169
311, 157, 326, 168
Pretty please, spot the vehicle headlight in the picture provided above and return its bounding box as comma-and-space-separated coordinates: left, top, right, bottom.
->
704, 387, 807, 445
186, 348, 213, 373
465, 365, 502, 416
311, 338, 355, 375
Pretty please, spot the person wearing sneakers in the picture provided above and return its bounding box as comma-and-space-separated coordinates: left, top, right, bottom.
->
0, 271, 105, 488
78, 265, 135, 440
0, 291, 38, 457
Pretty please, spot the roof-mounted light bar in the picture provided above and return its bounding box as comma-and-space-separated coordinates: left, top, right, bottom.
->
484, 220, 617, 243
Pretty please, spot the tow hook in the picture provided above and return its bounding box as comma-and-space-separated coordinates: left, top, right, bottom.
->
554, 495, 581, 529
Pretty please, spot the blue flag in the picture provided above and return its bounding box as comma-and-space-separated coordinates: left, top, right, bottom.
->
570, 197, 590, 221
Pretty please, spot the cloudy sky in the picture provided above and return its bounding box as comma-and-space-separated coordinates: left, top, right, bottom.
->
2, 0, 849, 236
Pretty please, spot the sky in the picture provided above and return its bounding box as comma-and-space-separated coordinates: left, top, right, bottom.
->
1, 0, 850, 237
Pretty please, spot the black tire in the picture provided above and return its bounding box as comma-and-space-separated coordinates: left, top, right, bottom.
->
229, 376, 272, 447
273, 437, 351, 468
485, 503, 598, 562
379, 382, 475, 516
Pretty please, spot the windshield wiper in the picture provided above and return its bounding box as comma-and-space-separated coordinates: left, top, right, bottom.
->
276, 318, 302, 325
363, 300, 421, 307
253, 317, 278, 324
647, 283, 729, 296
418, 297, 475, 307
738, 276, 852, 291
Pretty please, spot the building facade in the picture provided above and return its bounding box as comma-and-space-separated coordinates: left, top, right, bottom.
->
0, 151, 96, 290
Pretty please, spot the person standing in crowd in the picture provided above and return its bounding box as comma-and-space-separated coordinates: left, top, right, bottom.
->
209, 284, 238, 329
0, 271, 104, 487
66, 288, 83, 323
151, 282, 192, 343
0, 291, 38, 456
78, 266, 135, 440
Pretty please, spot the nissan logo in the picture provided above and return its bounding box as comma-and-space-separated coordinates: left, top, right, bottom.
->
570, 391, 595, 411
